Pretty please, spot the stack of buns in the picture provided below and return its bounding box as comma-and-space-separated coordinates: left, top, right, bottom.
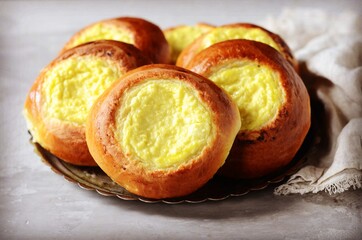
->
24, 17, 310, 199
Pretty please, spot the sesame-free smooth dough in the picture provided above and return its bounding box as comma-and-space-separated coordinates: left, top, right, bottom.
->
186, 40, 310, 179
86, 64, 241, 198
177, 23, 297, 70
61, 17, 170, 64
24, 40, 151, 166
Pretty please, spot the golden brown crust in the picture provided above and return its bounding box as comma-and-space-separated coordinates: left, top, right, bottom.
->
86, 64, 241, 199
186, 40, 310, 179
24, 40, 151, 166
61, 17, 170, 64
177, 23, 298, 71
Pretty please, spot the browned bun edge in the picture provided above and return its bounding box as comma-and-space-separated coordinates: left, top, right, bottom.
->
86, 64, 241, 199
61, 17, 170, 64
185, 39, 310, 178
59, 40, 152, 68
220, 23, 298, 70
24, 40, 151, 166
177, 23, 298, 71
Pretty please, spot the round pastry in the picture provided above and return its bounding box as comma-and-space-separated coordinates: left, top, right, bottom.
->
177, 23, 297, 70
24, 40, 151, 166
86, 64, 241, 199
164, 23, 214, 64
61, 17, 170, 64
185, 40, 310, 179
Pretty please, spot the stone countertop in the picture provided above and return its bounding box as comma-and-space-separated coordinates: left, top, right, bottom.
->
1, 1, 361, 239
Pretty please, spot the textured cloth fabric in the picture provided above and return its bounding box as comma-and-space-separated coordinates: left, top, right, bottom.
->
262, 9, 362, 195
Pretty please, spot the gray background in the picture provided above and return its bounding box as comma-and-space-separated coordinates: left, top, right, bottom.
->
1, 0, 361, 239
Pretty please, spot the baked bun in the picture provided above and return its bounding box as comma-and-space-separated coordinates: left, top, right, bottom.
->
164, 23, 214, 64
86, 64, 241, 199
24, 40, 151, 166
61, 17, 170, 64
185, 40, 310, 179
177, 23, 297, 70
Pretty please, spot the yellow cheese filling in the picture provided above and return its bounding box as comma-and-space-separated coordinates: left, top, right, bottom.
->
69, 23, 134, 49
165, 25, 213, 62
42, 56, 122, 125
201, 27, 281, 54
209, 61, 285, 131
114, 80, 214, 170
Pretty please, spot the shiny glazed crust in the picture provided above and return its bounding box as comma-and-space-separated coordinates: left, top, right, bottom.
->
177, 23, 298, 71
24, 40, 151, 166
186, 40, 310, 179
86, 64, 241, 199
61, 17, 170, 64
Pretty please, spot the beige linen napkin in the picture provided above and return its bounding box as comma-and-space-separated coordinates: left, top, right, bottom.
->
262, 9, 362, 195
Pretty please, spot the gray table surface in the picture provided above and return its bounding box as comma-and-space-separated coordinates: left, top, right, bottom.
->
1, 0, 361, 239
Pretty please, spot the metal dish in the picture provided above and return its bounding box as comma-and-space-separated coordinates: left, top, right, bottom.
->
30, 127, 314, 204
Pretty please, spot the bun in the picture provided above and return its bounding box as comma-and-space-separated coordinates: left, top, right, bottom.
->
86, 64, 241, 199
164, 23, 214, 64
185, 40, 310, 179
24, 40, 151, 166
177, 23, 297, 71
61, 17, 170, 64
